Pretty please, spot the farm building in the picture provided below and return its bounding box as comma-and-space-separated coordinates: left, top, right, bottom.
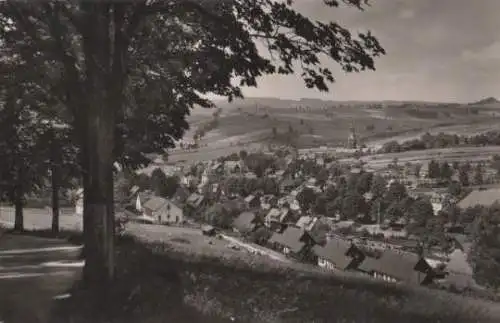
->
313, 238, 364, 271
356, 250, 435, 285
142, 196, 184, 224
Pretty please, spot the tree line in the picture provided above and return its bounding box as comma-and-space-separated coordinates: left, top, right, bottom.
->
379, 131, 500, 154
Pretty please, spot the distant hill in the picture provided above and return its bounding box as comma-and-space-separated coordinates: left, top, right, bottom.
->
470, 97, 500, 105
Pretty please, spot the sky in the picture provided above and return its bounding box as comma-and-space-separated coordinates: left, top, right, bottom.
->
225, 0, 500, 102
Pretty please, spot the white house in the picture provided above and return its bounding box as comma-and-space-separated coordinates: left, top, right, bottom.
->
74, 188, 84, 216
142, 196, 184, 224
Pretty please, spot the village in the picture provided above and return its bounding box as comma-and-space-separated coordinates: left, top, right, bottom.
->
88, 128, 500, 297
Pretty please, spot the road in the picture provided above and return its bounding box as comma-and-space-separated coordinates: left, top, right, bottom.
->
0, 234, 83, 323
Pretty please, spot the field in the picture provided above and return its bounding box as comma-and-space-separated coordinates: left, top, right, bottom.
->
0, 207, 82, 231
165, 97, 500, 164
340, 145, 500, 169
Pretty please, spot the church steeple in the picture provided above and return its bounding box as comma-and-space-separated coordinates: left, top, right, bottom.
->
347, 122, 357, 149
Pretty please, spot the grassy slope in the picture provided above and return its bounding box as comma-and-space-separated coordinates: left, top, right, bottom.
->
48, 234, 500, 323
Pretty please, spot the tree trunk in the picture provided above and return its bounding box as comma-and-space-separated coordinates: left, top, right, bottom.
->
79, 3, 116, 288
14, 168, 24, 232
51, 134, 60, 235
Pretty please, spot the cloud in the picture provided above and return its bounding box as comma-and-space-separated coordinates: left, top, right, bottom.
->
398, 9, 414, 19
461, 41, 500, 61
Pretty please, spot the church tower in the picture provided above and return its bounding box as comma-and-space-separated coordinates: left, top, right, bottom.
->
347, 122, 357, 149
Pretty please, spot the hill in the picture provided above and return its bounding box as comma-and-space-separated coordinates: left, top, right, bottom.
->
178, 97, 500, 157
469, 97, 500, 106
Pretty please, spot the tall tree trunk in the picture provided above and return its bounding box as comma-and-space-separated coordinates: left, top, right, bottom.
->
51, 131, 60, 235
79, 3, 120, 288
14, 167, 23, 232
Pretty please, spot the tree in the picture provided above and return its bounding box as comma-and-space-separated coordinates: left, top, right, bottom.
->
473, 164, 484, 185
408, 198, 434, 227
315, 169, 329, 187
470, 203, 500, 289
150, 168, 169, 197
272, 126, 277, 137
341, 192, 365, 220
249, 226, 272, 245
0, 85, 50, 232
440, 162, 453, 181
356, 172, 373, 195
370, 175, 386, 199
0, 0, 384, 287
428, 160, 441, 178
458, 167, 470, 187
239, 150, 248, 161
324, 185, 338, 202
448, 181, 462, 197
296, 187, 317, 212
313, 195, 328, 215
385, 181, 407, 204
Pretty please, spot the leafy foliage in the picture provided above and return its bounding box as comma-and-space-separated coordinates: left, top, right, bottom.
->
470, 203, 500, 289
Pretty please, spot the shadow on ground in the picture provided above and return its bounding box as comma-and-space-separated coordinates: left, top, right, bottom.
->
35, 234, 498, 323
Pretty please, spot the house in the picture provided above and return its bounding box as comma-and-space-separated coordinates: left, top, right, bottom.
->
186, 192, 206, 209
74, 188, 84, 216
244, 194, 261, 208
268, 226, 316, 259
172, 185, 191, 204
313, 238, 364, 271
233, 212, 262, 235
280, 178, 297, 193
356, 250, 435, 285
224, 161, 242, 173
265, 208, 292, 231
143, 196, 184, 224
457, 188, 500, 209
296, 216, 317, 231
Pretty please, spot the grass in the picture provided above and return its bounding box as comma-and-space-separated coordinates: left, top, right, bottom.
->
44, 235, 500, 323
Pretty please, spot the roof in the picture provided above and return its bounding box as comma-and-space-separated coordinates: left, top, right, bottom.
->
187, 193, 204, 207
233, 212, 257, 234
143, 196, 168, 211
313, 238, 355, 270
269, 226, 306, 253
244, 194, 256, 203
359, 251, 431, 284
458, 188, 500, 209
296, 216, 316, 230
266, 208, 290, 223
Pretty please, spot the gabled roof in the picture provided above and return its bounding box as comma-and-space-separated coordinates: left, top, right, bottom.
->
143, 196, 168, 211
359, 251, 432, 285
313, 238, 356, 270
187, 193, 205, 207
244, 194, 256, 203
296, 216, 316, 230
269, 226, 306, 253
